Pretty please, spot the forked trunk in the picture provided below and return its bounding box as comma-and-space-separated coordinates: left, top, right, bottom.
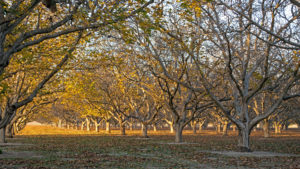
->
142, 124, 149, 138
238, 128, 251, 152
106, 121, 111, 133
175, 123, 184, 143
0, 127, 6, 143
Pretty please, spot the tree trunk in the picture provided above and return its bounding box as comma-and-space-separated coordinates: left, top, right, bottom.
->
238, 128, 251, 152
199, 121, 204, 132
106, 121, 111, 133
222, 121, 228, 136
263, 119, 270, 138
58, 119, 62, 128
153, 124, 157, 132
6, 125, 13, 138
175, 123, 184, 143
81, 121, 85, 131
130, 123, 133, 131
170, 122, 174, 133
142, 123, 148, 138
13, 123, 18, 134
191, 121, 197, 134
75, 122, 78, 130
274, 123, 282, 134
216, 123, 221, 134
0, 127, 6, 143
94, 121, 99, 132
86, 118, 90, 131
232, 124, 236, 132
120, 124, 126, 135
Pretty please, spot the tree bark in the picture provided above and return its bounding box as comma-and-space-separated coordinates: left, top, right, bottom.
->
0, 127, 6, 143
175, 123, 184, 143
142, 123, 149, 138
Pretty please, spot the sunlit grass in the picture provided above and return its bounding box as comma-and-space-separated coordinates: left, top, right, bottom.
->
18, 125, 300, 137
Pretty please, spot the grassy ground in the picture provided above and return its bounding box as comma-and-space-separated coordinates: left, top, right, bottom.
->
0, 126, 299, 168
